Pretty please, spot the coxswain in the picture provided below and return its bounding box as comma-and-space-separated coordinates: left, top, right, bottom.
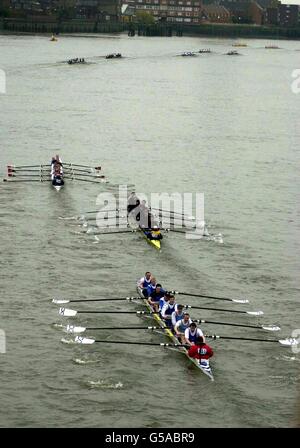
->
137, 272, 152, 296
187, 336, 213, 368
174, 312, 192, 342
184, 322, 205, 346
148, 283, 166, 313
161, 294, 177, 328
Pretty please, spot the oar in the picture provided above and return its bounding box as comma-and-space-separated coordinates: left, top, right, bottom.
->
65, 320, 280, 334
82, 208, 127, 215
169, 290, 249, 304
58, 307, 154, 317
182, 304, 263, 315
6, 173, 50, 177
65, 325, 161, 333
72, 335, 299, 347
163, 228, 207, 236
84, 230, 136, 236
3, 179, 47, 183
8, 164, 49, 168
64, 172, 106, 179
53, 296, 142, 304
193, 319, 280, 331
65, 177, 108, 184
205, 334, 298, 346
72, 336, 183, 347
63, 163, 102, 169
7, 168, 50, 173
150, 207, 196, 220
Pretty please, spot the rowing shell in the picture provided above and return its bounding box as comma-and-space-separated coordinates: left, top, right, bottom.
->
128, 215, 161, 250
51, 156, 64, 191
141, 229, 161, 250
137, 286, 214, 381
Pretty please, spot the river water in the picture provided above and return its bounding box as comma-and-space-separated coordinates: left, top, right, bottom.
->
0, 32, 299, 428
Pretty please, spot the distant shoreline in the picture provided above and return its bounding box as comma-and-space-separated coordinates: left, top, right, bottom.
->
0, 19, 300, 41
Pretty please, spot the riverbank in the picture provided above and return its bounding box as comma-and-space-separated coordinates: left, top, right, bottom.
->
1, 18, 300, 40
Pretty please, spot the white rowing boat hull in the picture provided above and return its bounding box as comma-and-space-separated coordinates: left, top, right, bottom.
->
136, 286, 214, 381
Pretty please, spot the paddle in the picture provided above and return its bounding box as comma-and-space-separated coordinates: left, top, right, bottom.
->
3, 179, 48, 183
58, 308, 155, 317
64, 177, 108, 184
182, 304, 263, 315
58, 305, 262, 317
63, 163, 102, 169
72, 336, 298, 347
65, 320, 280, 334
150, 207, 196, 220
72, 336, 184, 347
65, 325, 161, 333
168, 290, 249, 304
8, 164, 49, 168
84, 230, 137, 236
82, 208, 127, 215
205, 334, 298, 346
53, 296, 142, 304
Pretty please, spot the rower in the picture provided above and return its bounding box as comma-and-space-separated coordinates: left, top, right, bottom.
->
174, 312, 192, 342
187, 336, 213, 368
158, 291, 171, 314
127, 192, 140, 214
161, 294, 177, 328
171, 304, 185, 329
148, 283, 165, 313
137, 271, 152, 296
139, 200, 149, 228
145, 276, 157, 298
184, 322, 205, 346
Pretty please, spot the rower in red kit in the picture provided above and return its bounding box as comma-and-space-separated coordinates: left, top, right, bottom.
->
188, 336, 213, 365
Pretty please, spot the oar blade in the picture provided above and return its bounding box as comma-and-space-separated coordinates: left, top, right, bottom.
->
232, 299, 249, 304
262, 325, 281, 332
66, 325, 86, 334
52, 298, 69, 304
246, 310, 264, 316
279, 338, 299, 346
75, 336, 95, 344
59, 307, 77, 317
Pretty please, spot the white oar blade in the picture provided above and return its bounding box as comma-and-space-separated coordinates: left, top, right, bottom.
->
52, 298, 69, 304
233, 299, 249, 304
59, 307, 77, 317
75, 336, 95, 345
247, 310, 264, 316
262, 325, 281, 332
279, 338, 299, 347
66, 325, 86, 334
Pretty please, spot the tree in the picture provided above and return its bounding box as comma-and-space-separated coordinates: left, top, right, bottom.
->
135, 11, 155, 26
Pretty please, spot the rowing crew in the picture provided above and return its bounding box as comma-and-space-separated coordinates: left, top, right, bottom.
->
137, 272, 213, 364
127, 192, 163, 242
51, 155, 64, 187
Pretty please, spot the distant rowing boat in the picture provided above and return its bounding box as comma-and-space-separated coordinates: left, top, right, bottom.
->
51, 155, 64, 191
137, 285, 214, 380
